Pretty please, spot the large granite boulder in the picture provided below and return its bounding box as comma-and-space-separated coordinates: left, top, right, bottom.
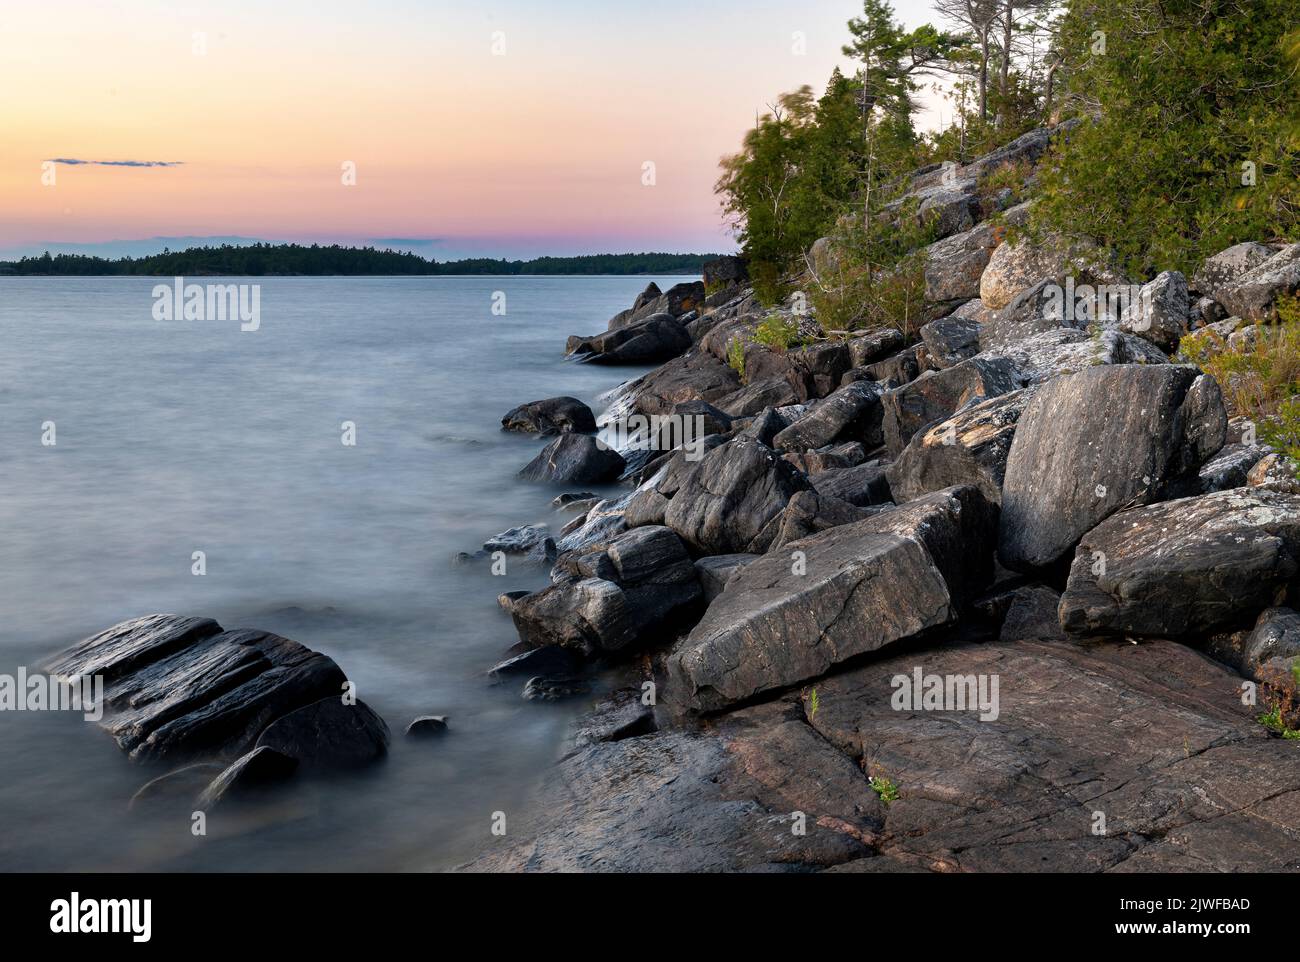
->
500, 396, 597, 435
662, 436, 811, 555
41, 614, 387, 766
886, 389, 1031, 505
978, 235, 1125, 311
518, 433, 625, 484
1060, 488, 1300, 639
881, 355, 1024, 455
922, 222, 1000, 305
661, 486, 997, 716
999, 365, 1226, 571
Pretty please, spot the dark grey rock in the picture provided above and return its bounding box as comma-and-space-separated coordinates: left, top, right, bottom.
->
518, 433, 625, 485
881, 354, 1024, 455
661, 486, 996, 715
196, 746, 298, 810
501, 397, 597, 435
254, 697, 390, 769
1060, 489, 1300, 638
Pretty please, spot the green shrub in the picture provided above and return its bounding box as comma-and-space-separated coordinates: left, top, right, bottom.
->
753, 313, 803, 352
726, 336, 748, 383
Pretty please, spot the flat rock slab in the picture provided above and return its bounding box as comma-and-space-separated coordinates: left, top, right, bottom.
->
1060, 488, 1300, 639
468, 635, 1300, 872
662, 486, 996, 716
42, 614, 384, 765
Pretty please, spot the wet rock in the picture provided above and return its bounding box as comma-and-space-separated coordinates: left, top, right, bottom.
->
564, 687, 656, 755
129, 762, 225, 812
881, 355, 1023, 456
196, 746, 298, 810
1216, 244, 1300, 322
886, 388, 1030, 505
518, 433, 625, 485
405, 716, 450, 737
254, 697, 390, 769
488, 645, 580, 679
483, 524, 550, 553
523, 675, 592, 702
663, 436, 811, 554
552, 491, 598, 509
999, 365, 1226, 571
567, 313, 692, 364
501, 397, 597, 435
42, 614, 356, 763
661, 486, 996, 715
1059, 488, 1300, 638
510, 525, 702, 655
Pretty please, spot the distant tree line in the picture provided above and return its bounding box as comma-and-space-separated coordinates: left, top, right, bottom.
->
0, 244, 723, 276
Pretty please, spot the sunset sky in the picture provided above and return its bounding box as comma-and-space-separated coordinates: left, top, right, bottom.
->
1, 0, 944, 260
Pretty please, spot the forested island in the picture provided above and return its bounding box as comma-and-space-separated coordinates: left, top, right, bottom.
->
0, 245, 722, 277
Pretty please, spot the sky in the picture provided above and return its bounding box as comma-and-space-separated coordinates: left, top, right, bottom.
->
0, 0, 947, 261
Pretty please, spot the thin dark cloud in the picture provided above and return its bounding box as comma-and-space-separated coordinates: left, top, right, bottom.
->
47, 158, 183, 168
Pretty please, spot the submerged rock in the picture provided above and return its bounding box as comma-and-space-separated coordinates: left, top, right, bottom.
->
196, 746, 298, 810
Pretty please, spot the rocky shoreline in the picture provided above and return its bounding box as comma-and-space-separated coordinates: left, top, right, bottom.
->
40, 125, 1300, 871
465, 124, 1300, 871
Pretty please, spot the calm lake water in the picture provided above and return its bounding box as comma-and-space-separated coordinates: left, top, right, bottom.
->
0, 275, 685, 871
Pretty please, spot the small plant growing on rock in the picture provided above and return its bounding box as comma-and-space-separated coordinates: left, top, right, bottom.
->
869, 775, 899, 804
1256, 661, 1300, 739
726, 336, 748, 383
807, 688, 820, 720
